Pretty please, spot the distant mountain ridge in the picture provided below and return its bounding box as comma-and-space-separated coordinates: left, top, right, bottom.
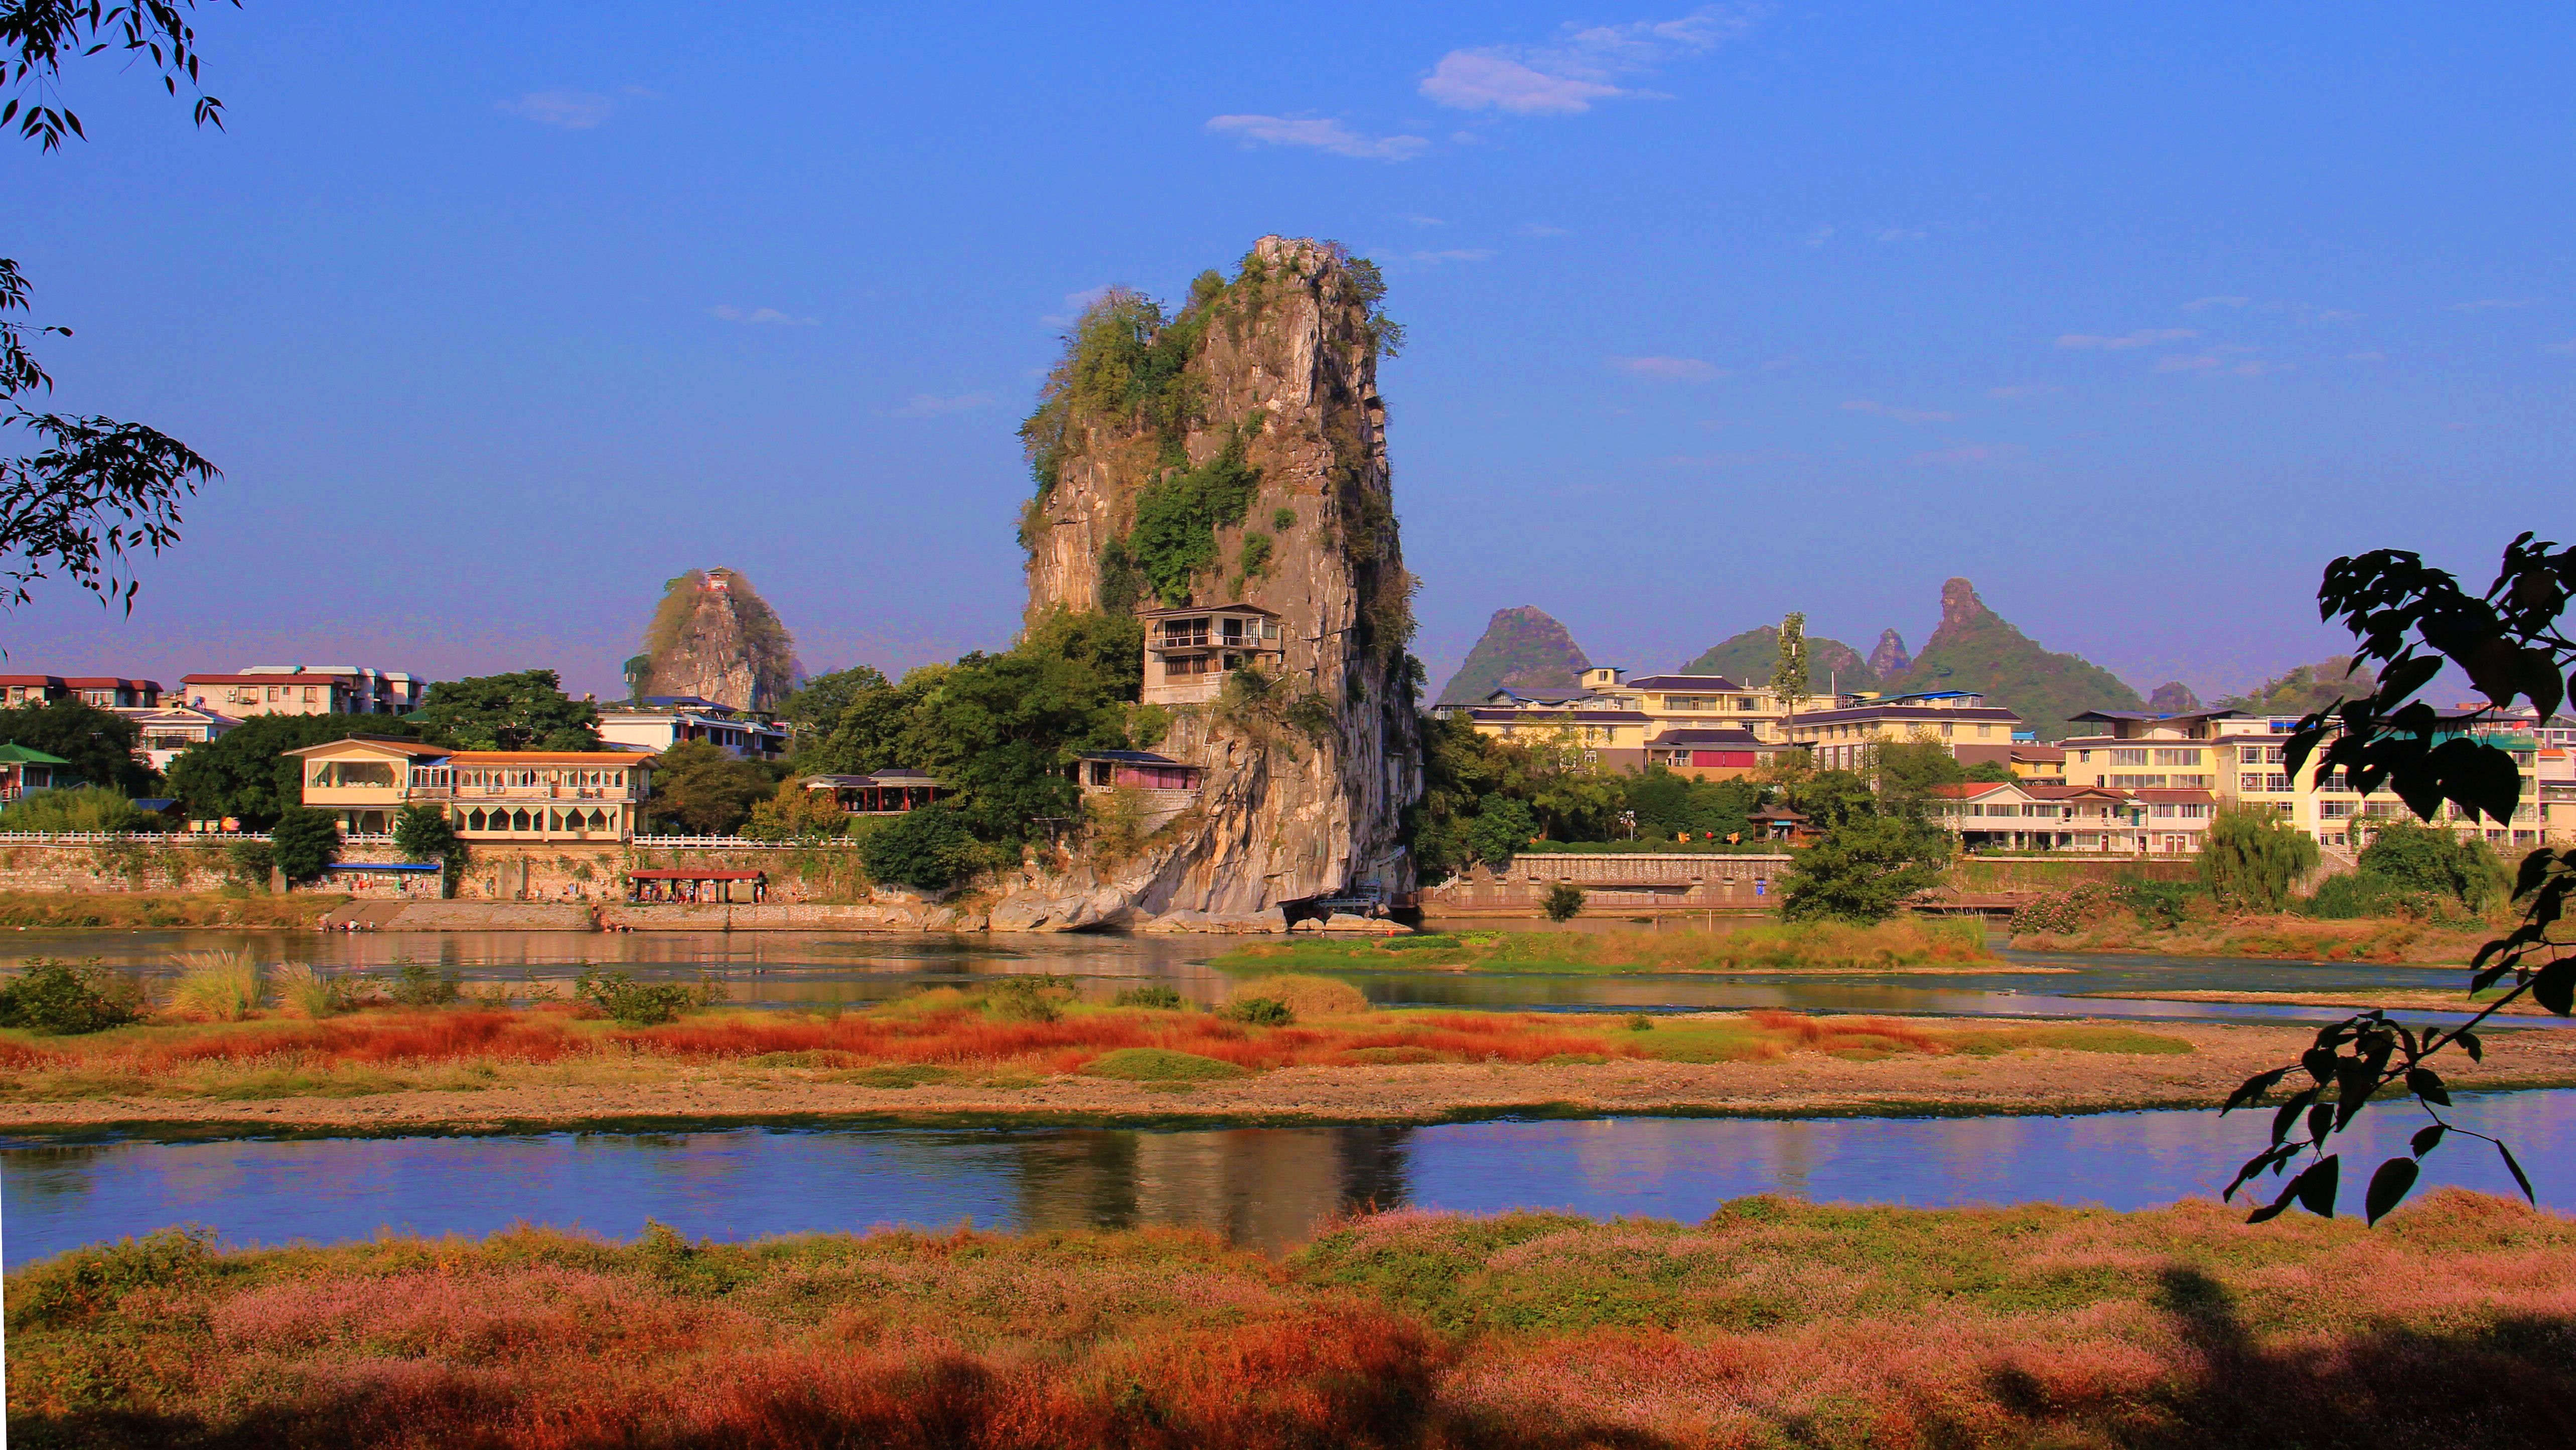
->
1437, 606, 1592, 706
1682, 626, 1878, 692
1887, 578, 2143, 739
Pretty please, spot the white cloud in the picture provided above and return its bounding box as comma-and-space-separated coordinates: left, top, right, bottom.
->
498, 90, 615, 129
1514, 222, 1570, 237
1875, 227, 1927, 243
1610, 355, 1726, 381
2544, 340, 2576, 355
1840, 399, 1955, 423
1402, 248, 1495, 264
1986, 383, 2062, 400
2056, 328, 2197, 350
2452, 297, 2540, 312
708, 305, 818, 326
2346, 350, 2387, 362
892, 392, 995, 418
2156, 348, 2284, 377
1419, 4, 1762, 115
1041, 285, 1114, 326
1204, 114, 1427, 161
1910, 442, 2025, 468
2181, 296, 2251, 312
1403, 214, 1448, 227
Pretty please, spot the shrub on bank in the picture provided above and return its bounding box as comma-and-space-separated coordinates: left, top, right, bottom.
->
168, 950, 263, 1022
575, 967, 725, 1027
0, 957, 146, 1035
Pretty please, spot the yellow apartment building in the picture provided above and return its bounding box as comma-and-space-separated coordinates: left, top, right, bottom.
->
1461, 667, 1839, 772
1779, 691, 2026, 772
291, 737, 657, 841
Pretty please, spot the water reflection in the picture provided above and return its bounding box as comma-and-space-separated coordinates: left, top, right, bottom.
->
9, 1093, 2569, 1266
0, 927, 2529, 1029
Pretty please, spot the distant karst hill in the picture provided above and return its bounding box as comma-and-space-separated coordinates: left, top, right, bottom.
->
1888, 578, 2142, 739
1438, 606, 1591, 705
1682, 626, 1878, 692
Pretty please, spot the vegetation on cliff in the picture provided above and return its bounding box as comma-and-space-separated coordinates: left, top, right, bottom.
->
1435, 605, 1591, 705
2215, 653, 2379, 715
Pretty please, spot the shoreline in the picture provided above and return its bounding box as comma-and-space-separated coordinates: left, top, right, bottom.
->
11, 1015, 2575, 1138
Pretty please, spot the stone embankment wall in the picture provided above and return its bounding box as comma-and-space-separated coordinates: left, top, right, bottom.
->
0, 839, 876, 904
1419, 854, 1796, 919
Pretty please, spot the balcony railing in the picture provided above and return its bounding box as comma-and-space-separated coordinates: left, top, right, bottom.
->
407, 786, 634, 801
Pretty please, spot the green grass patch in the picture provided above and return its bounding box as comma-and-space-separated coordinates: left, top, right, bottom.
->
1214, 918, 1998, 976
834, 1064, 955, 1089
1946, 1026, 2194, 1057
1081, 1048, 1249, 1083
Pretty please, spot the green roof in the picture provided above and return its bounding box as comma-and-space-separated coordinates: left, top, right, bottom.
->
0, 742, 71, 766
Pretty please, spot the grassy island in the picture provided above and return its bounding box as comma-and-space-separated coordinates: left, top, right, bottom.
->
9, 1191, 2572, 1447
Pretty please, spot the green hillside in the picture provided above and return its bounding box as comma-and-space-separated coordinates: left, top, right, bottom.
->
1681, 626, 1878, 692
1437, 606, 1592, 706
1891, 578, 2143, 739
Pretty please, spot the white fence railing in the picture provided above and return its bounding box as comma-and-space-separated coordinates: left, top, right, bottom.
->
0, 831, 270, 844
630, 836, 858, 849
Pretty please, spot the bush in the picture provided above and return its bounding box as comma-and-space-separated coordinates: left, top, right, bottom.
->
2355, 821, 2510, 912
575, 967, 724, 1027
0, 785, 150, 833
386, 961, 462, 1007
0, 957, 145, 1035
1112, 983, 1185, 1009
223, 839, 275, 887
6, 1225, 214, 1332
169, 950, 263, 1022
974, 975, 1068, 1023
2302, 870, 2443, 921
392, 804, 462, 867
1779, 815, 1953, 924
268, 808, 341, 884
1226, 973, 1367, 1018
1540, 882, 1586, 922
860, 806, 979, 891
272, 963, 353, 1018
1218, 996, 1294, 1026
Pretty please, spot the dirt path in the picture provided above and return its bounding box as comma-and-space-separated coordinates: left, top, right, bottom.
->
9, 1015, 2574, 1135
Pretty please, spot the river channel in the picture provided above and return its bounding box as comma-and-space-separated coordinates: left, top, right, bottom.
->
0, 927, 2536, 1026
5, 929, 2565, 1265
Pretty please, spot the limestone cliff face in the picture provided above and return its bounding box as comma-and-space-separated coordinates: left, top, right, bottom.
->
999, 237, 1421, 927
639, 568, 799, 710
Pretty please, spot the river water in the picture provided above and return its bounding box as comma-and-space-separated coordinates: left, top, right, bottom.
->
0, 926, 2534, 1026
4, 929, 2564, 1265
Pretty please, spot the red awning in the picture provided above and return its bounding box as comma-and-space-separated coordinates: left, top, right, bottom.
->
628, 868, 766, 881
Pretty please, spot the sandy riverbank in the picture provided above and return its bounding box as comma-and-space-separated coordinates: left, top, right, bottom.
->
9, 1014, 2574, 1135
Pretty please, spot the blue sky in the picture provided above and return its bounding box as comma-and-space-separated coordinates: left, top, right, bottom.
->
5, 2, 2561, 704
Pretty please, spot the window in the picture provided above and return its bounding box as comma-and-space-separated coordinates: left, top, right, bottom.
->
1737, 697, 1755, 710
2151, 803, 2177, 819
2110, 749, 2150, 766
2179, 803, 2209, 819
2152, 749, 2201, 766
1160, 617, 1209, 648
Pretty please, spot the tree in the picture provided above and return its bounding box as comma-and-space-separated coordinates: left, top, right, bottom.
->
1869, 738, 1968, 815
1773, 612, 1810, 714
778, 664, 888, 735
2197, 804, 2320, 911
743, 779, 848, 842
268, 807, 339, 884
643, 739, 773, 835
1464, 796, 1537, 868
1787, 769, 1879, 830
1540, 882, 1585, 921
0, 696, 150, 792
2219, 532, 2575, 1225
163, 713, 427, 828
859, 805, 978, 891
0, 783, 143, 830
410, 669, 601, 752
5, 3, 231, 638
1779, 814, 1950, 923
2355, 820, 2509, 912
391, 803, 460, 866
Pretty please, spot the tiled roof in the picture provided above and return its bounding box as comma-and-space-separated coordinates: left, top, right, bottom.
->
1648, 727, 1772, 747
1625, 674, 1748, 691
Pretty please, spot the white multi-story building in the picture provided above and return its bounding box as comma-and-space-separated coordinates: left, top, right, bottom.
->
599, 696, 788, 761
